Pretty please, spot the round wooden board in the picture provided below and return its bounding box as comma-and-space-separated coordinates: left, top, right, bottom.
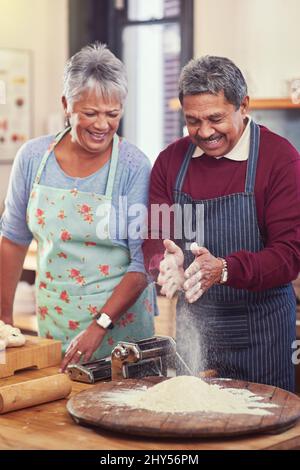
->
67, 377, 300, 438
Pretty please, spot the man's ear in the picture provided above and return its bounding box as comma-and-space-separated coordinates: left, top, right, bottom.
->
240, 95, 249, 116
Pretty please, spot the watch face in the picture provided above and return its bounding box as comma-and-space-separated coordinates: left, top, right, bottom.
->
221, 270, 228, 283
97, 313, 113, 329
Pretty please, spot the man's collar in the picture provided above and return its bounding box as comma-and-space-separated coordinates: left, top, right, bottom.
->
192, 116, 252, 161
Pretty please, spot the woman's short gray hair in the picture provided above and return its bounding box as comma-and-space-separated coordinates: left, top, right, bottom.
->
63, 42, 128, 107
179, 56, 248, 109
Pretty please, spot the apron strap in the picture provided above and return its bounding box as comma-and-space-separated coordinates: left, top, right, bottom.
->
104, 133, 120, 198
174, 142, 196, 195
174, 120, 261, 199
244, 120, 260, 193
34, 129, 120, 196
34, 127, 71, 184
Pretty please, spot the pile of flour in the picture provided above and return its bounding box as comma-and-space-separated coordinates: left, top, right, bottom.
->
105, 376, 277, 416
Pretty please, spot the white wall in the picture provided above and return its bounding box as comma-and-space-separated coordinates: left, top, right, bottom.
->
194, 0, 300, 97
0, 0, 68, 204
0, 0, 68, 137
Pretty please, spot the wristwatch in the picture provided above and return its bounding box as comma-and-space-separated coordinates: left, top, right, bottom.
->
218, 258, 228, 284
94, 312, 114, 330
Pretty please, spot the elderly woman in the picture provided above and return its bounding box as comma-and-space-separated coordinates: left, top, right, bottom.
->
0, 43, 156, 370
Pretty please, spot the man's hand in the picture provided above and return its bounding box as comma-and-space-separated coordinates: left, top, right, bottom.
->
157, 239, 185, 299
60, 321, 106, 372
183, 243, 223, 303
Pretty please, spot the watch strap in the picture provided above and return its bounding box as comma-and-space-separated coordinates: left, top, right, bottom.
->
218, 258, 228, 284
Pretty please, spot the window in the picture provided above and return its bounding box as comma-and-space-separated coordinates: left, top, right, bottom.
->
128, 0, 180, 20
113, 0, 193, 163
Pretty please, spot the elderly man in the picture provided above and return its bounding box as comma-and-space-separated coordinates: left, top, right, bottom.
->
143, 56, 300, 391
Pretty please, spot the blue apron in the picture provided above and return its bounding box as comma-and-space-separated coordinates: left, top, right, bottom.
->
174, 121, 296, 391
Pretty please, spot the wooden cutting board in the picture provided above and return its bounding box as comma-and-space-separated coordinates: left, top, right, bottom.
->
0, 336, 61, 378
67, 377, 300, 438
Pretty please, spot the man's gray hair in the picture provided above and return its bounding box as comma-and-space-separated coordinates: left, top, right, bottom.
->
179, 56, 248, 109
63, 42, 128, 106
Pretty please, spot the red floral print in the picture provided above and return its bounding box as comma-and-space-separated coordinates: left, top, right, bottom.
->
60, 290, 70, 303
46, 271, 54, 281
68, 268, 86, 286
38, 306, 48, 320
107, 337, 114, 346
88, 305, 98, 315
39, 281, 47, 290
69, 268, 80, 278
69, 320, 80, 331
79, 204, 91, 214
119, 312, 135, 328
54, 306, 63, 315
70, 188, 78, 197
58, 210, 66, 220
57, 252, 67, 259
143, 298, 153, 314
36, 208, 45, 228
85, 241, 97, 247
45, 331, 54, 339
60, 229, 72, 242
83, 213, 93, 224
77, 204, 94, 224
76, 275, 85, 286
126, 312, 135, 323
36, 208, 44, 217
98, 264, 110, 276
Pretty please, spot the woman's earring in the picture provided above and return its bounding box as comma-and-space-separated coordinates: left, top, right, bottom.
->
65, 115, 70, 128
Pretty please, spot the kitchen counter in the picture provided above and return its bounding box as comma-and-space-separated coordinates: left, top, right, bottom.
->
1, 367, 300, 450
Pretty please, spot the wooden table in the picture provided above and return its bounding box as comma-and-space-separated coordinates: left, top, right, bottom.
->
0, 367, 300, 450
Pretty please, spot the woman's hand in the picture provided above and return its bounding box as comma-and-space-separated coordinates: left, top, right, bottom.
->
183, 244, 223, 303
60, 321, 106, 372
157, 239, 185, 299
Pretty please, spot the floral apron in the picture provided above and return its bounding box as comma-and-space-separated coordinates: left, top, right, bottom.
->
27, 129, 155, 358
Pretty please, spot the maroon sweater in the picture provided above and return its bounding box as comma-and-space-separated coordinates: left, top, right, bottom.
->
143, 126, 300, 291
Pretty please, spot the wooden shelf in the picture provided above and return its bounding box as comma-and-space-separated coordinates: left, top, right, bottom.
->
169, 97, 300, 111
249, 98, 300, 110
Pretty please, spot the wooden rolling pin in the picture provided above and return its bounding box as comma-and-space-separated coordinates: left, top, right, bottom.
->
0, 374, 72, 414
